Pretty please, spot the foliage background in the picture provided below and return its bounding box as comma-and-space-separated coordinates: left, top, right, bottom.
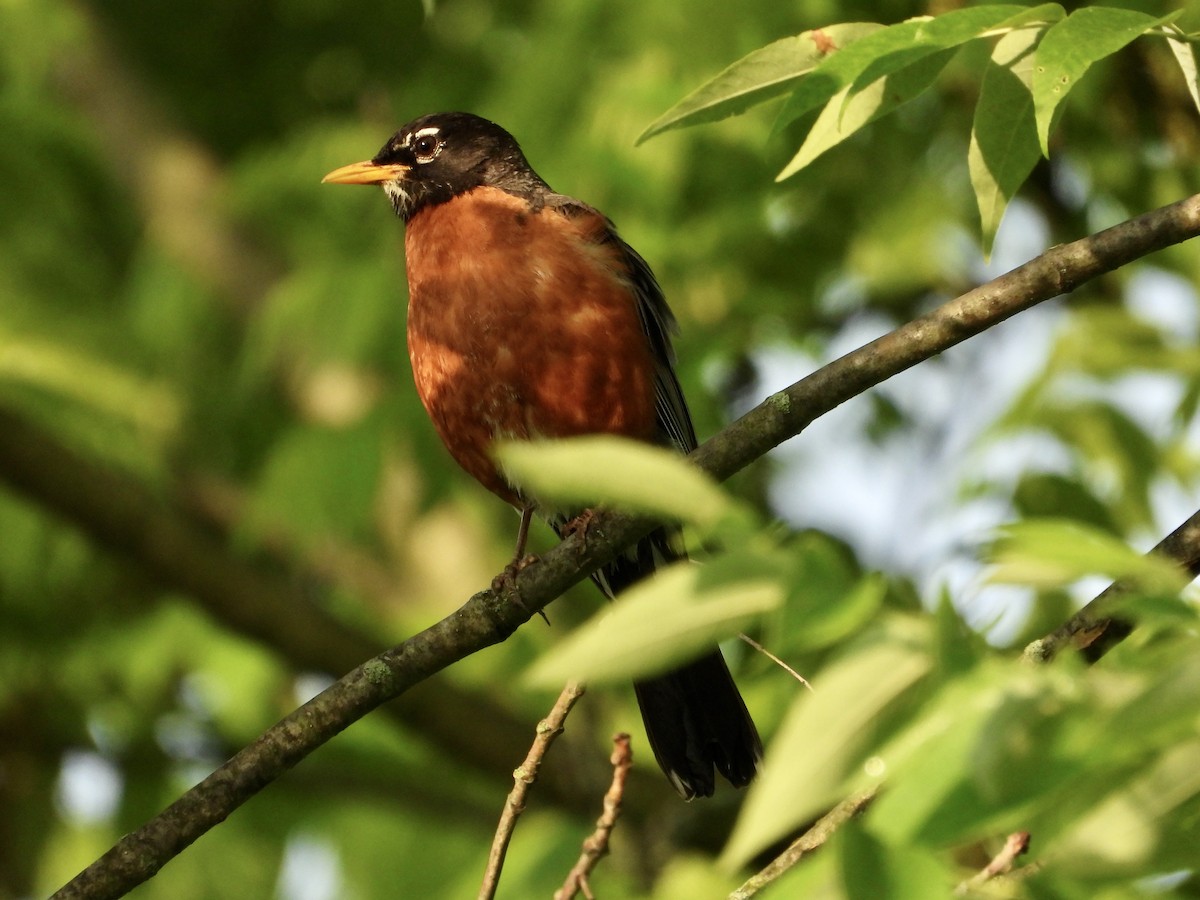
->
3, 0, 1200, 897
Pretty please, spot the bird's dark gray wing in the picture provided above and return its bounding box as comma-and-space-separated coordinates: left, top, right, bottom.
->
546, 194, 697, 455
544, 196, 761, 799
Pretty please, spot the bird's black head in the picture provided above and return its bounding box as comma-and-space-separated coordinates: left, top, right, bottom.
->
322, 112, 550, 221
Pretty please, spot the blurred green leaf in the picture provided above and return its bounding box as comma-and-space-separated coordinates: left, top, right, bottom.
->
1012, 472, 1118, 533
932, 592, 988, 676
779, 569, 887, 654
525, 551, 784, 687
873, 713, 987, 845
496, 435, 753, 532
722, 616, 931, 867
839, 820, 954, 899
245, 419, 383, 547
840, 173, 958, 295
248, 261, 404, 371
864, 660, 1047, 845
866, 655, 1200, 853
988, 518, 1187, 594
1102, 653, 1200, 753
1050, 306, 1200, 378
993, 396, 1163, 529
0, 330, 180, 444
1055, 740, 1200, 874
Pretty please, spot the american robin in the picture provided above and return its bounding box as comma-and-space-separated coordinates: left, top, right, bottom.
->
323, 112, 761, 798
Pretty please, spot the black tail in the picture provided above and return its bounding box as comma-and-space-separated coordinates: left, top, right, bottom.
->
634, 648, 761, 799
562, 522, 763, 799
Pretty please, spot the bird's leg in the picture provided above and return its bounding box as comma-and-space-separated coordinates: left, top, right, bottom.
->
506, 503, 539, 574
512, 503, 535, 563
491, 503, 548, 624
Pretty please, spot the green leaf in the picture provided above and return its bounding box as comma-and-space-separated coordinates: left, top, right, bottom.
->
780, 571, 886, 654
246, 421, 382, 547
987, 519, 1187, 595
637, 24, 883, 144
1032, 8, 1179, 155
1052, 305, 1200, 378
969, 26, 1043, 254
774, 6, 1054, 132
721, 617, 932, 867
1103, 655, 1200, 757
932, 592, 988, 676
0, 329, 180, 438
1011, 472, 1118, 533
868, 662, 1079, 845
1054, 739, 1200, 871
867, 677, 998, 844
839, 821, 954, 900
524, 553, 784, 687
1165, 25, 1200, 116
776, 49, 954, 179
992, 390, 1163, 529
494, 435, 746, 530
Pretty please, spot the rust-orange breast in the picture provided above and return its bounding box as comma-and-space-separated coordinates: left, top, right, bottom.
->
404, 187, 658, 506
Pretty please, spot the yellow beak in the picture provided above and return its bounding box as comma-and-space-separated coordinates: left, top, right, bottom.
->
321, 160, 411, 185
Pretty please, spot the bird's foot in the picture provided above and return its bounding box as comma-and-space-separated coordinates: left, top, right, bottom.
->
492, 554, 549, 625
560, 509, 596, 558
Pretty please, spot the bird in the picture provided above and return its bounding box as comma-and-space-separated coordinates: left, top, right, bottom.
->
323, 112, 761, 798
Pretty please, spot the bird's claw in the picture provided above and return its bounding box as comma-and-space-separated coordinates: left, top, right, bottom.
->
491, 554, 549, 625
561, 509, 596, 559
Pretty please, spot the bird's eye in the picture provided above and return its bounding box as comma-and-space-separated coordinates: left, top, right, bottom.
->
412, 135, 441, 163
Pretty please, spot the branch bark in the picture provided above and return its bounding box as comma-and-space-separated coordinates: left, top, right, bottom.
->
41, 194, 1200, 898
0, 407, 621, 813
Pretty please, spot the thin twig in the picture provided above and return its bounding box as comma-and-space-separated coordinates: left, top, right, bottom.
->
479, 681, 586, 900
955, 831, 1032, 895
554, 734, 633, 900
729, 790, 876, 899
738, 633, 813, 691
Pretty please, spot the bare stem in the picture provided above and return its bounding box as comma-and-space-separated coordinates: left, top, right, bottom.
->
729, 790, 876, 899
954, 831, 1032, 895
554, 734, 633, 900
478, 681, 586, 900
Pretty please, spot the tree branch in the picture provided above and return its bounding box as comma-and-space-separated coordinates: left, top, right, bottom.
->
692, 193, 1200, 483
44, 194, 1200, 898
0, 407, 621, 812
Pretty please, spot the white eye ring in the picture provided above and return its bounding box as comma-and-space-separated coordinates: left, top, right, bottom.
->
410, 128, 443, 163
